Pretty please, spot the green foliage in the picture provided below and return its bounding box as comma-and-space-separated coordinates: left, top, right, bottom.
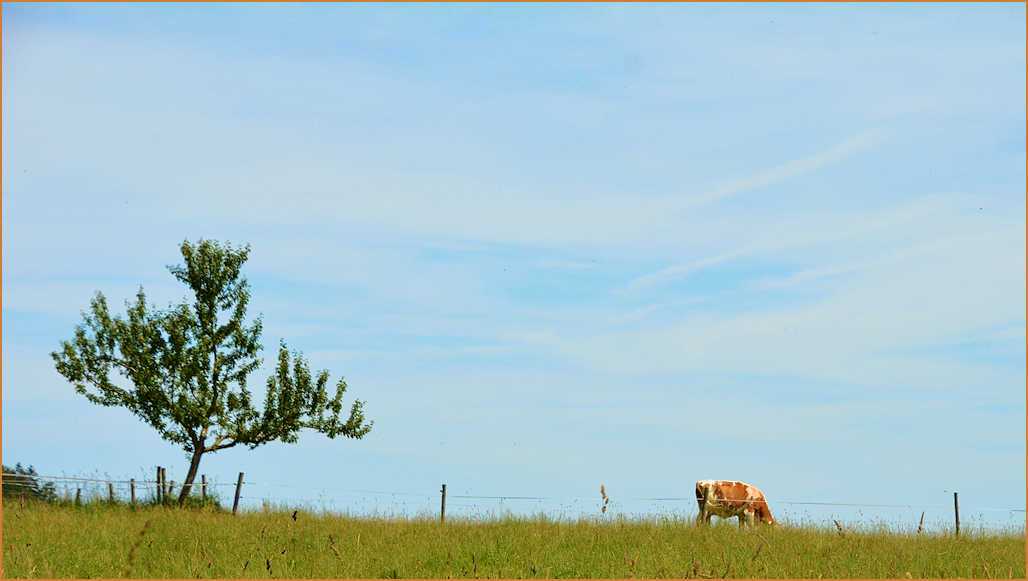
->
51, 239, 372, 502
2, 464, 57, 503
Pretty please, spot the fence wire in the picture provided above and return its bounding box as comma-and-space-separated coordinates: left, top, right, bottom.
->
4, 472, 1024, 516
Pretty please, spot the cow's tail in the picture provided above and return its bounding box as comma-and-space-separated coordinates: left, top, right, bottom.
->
695, 482, 706, 507
695, 482, 707, 525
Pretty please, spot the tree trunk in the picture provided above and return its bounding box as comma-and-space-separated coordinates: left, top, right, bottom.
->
176, 447, 205, 505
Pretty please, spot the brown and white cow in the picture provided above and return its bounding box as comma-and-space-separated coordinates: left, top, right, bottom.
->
695, 480, 775, 527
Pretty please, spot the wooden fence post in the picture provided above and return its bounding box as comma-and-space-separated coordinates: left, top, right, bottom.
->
75, 488, 81, 506
130, 479, 137, 505
201, 475, 207, 502
917, 511, 925, 534
156, 466, 162, 503
953, 492, 960, 537
232, 472, 244, 515
161, 467, 168, 500
440, 484, 447, 524
108, 482, 115, 503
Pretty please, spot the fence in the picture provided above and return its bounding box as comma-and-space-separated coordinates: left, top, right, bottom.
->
4, 470, 1025, 534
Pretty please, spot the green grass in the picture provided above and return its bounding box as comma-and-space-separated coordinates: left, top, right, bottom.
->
3, 500, 1024, 578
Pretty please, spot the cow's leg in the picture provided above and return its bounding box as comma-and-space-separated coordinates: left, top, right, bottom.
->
738, 513, 746, 528
698, 509, 711, 526
745, 511, 756, 527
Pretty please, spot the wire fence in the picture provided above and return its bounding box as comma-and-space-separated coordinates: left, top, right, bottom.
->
4, 471, 1025, 528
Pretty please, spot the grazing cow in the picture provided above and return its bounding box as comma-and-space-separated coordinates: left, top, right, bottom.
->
695, 480, 775, 527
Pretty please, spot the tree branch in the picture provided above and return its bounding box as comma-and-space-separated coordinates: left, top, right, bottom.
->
205, 439, 238, 453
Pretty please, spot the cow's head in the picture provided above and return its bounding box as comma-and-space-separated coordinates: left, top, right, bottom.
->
756, 502, 776, 526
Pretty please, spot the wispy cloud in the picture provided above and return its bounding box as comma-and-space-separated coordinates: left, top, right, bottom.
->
622, 250, 746, 293
751, 224, 1025, 292
752, 263, 860, 291
519, 223, 1025, 395
621, 129, 888, 293
689, 128, 887, 207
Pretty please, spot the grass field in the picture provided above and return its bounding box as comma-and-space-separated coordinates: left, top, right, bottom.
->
3, 501, 1024, 578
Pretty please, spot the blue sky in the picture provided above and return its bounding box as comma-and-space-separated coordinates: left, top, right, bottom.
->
4, 3, 1025, 530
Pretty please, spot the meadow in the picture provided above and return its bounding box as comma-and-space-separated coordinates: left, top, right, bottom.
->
3, 500, 1024, 579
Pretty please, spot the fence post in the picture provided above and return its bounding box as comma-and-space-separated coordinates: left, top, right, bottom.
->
75, 488, 81, 506
156, 466, 162, 503
161, 467, 168, 500
917, 511, 925, 534
232, 472, 244, 515
440, 484, 447, 524
201, 474, 207, 502
953, 492, 960, 537
108, 482, 115, 503
130, 479, 137, 506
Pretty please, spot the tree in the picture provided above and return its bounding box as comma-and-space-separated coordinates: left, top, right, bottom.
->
52, 239, 372, 505
2, 463, 57, 502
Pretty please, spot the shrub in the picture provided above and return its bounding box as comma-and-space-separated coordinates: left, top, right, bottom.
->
2, 463, 57, 503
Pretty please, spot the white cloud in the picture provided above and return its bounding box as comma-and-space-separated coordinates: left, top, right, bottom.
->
689, 129, 887, 207
622, 251, 746, 293
752, 263, 860, 291
512, 220, 1025, 394
2, 27, 903, 261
